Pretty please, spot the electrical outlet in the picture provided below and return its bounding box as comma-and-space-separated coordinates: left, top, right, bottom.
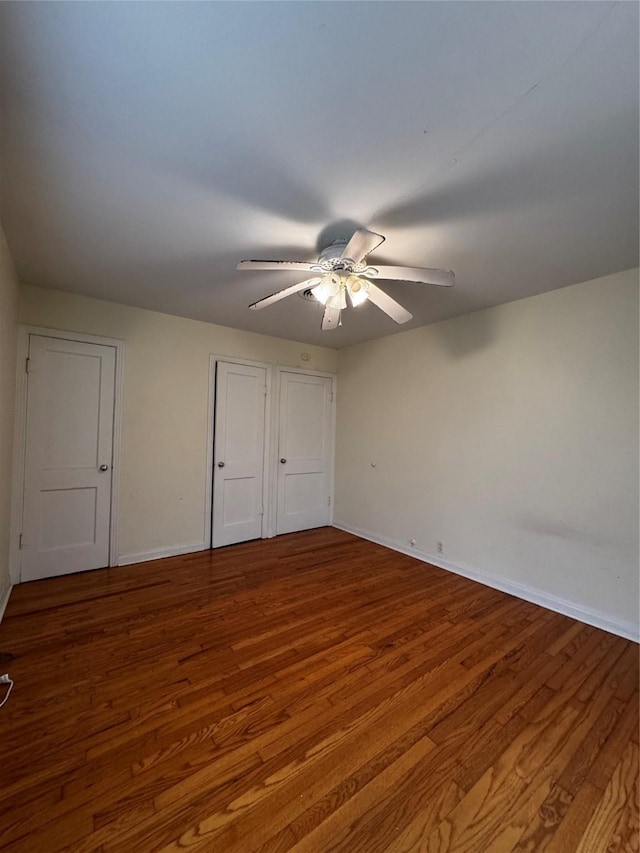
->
436, 541, 444, 554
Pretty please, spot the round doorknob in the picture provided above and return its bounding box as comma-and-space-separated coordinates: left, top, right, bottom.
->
99, 464, 109, 472
217, 461, 225, 468
280, 458, 287, 464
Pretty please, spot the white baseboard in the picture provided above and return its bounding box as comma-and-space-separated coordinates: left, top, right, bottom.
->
333, 522, 639, 643
117, 541, 208, 567
0, 584, 12, 625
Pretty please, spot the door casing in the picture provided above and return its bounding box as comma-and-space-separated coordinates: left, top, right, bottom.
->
10, 326, 125, 583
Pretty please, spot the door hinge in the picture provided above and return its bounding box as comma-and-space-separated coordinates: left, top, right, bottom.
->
19, 533, 24, 549
259, 506, 265, 515
327, 495, 331, 506
263, 386, 268, 396
329, 392, 334, 402
25, 357, 30, 374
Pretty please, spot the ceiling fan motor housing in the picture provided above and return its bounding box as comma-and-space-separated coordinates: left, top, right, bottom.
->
318, 241, 367, 273
319, 241, 347, 260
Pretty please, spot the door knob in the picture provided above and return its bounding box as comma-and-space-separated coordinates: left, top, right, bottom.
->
217, 461, 225, 468
280, 458, 287, 464
99, 464, 109, 472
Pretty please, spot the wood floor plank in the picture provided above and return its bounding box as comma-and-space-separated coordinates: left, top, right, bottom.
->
586, 691, 640, 791
0, 527, 636, 852
509, 782, 574, 852
604, 763, 639, 852
426, 639, 634, 851
575, 740, 639, 853
544, 780, 610, 853
283, 734, 439, 853
382, 781, 465, 853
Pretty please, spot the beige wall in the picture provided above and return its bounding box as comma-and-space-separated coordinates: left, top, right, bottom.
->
19, 285, 337, 561
0, 229, 18, 602
335, 269, 639, 635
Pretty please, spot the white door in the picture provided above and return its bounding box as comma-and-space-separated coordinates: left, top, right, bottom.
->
212, 361, 267, 548
277, 372, 333, 535
21, 335, 116, 582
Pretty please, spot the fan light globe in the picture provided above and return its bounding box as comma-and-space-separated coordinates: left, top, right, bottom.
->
312, 272, 341, 306
327, 287, 347, 311
347, 275, 369, 307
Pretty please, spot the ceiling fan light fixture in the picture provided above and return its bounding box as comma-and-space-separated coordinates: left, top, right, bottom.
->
327, 287, 347, 311
312, 272, 341, 305
346, 274, 369, 307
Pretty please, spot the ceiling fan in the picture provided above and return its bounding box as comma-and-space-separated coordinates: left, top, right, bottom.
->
237, 228, 454, 330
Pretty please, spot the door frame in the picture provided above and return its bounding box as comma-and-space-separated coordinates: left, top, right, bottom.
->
272, 366, 337, 537
205, 355, 273, 547
10, 326, 125, 583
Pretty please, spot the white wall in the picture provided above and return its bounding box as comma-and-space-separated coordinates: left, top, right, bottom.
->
0, 228, 18, 608
19, 285, 337, 562
335, 269, 639, 638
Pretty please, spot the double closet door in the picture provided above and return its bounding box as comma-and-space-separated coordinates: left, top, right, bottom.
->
211, 364, 333, 548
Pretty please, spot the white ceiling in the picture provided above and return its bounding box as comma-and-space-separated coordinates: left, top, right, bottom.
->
0, 2, 638, 348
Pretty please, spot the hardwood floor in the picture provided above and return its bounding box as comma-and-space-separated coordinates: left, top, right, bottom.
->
0, 527, 637, 852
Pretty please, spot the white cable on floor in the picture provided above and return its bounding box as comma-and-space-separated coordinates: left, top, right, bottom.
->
0, 674, 13, 708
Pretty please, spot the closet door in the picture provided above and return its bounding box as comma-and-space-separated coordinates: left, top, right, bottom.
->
276, 372, 333, 535
212, 361, 267, 547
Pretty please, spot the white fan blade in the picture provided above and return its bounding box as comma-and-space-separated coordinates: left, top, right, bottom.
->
249, 278, 321, 310
238, 260, 322, 273
322, 304, 341, 330
340, 229, 385, 264
366, 282, 413, 324
366, 265, 454, 287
